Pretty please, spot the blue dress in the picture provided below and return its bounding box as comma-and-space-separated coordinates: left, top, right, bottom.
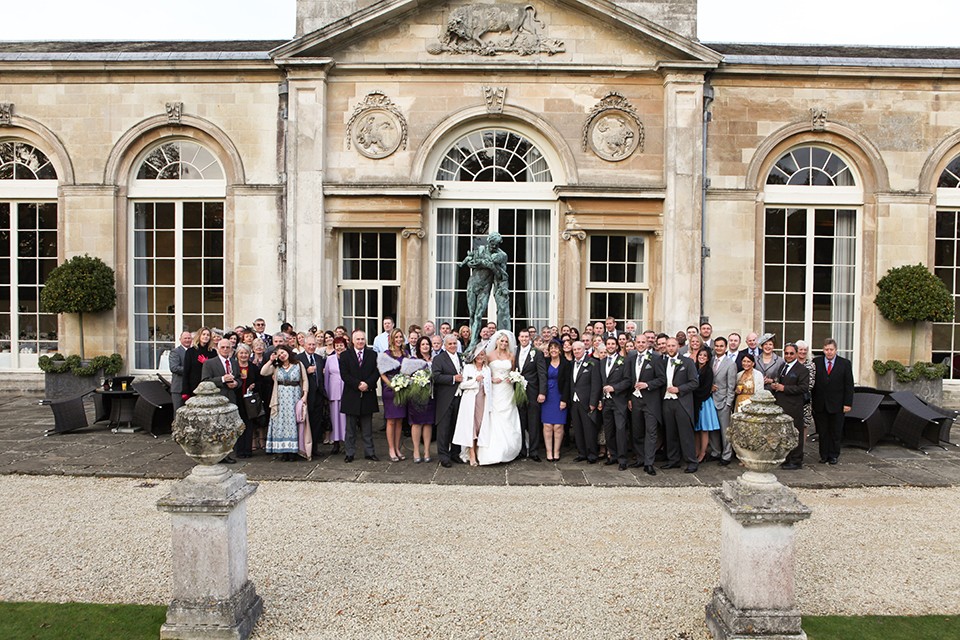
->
696, 396, 721, 432
541, 363, 567, 424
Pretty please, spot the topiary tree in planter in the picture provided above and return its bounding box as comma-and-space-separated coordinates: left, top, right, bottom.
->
875, 263, 954, 364
40, 254, 117, 360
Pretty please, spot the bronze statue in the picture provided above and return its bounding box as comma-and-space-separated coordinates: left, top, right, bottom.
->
460, 232, 511, 350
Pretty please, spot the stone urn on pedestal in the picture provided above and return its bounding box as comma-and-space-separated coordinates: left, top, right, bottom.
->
157, 381, 263, 640
705, 390, 812, 640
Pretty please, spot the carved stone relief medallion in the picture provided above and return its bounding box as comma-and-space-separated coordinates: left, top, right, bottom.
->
346, 92, 408, 159
582, 92, 645, 162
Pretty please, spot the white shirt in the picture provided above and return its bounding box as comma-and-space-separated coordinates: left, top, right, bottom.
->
664, 358, 678, 400
518, 346, 530, 370
372, 331, 390, 353
448, 351, 461, 374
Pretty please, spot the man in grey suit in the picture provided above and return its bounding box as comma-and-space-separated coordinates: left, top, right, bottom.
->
707, 336, 737, 466
200, 338, 240, 464
168, 330, 192, 410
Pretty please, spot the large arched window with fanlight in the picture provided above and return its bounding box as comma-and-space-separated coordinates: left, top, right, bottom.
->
430, 128, 556, 333
762, 146, 861, 360
932, 153, 960, 377
0, 140, 59, 370
129, 140, 225, 370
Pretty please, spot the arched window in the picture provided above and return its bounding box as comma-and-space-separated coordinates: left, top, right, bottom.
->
0, 141, 59, 369
129, 140, 226, 370
427, 128, 556, 333
932, 153, 960, 377
436, 129, 552, 183
762, 145, 860, 361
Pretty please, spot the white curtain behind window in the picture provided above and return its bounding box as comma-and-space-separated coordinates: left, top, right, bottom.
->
832, 210, 857, 357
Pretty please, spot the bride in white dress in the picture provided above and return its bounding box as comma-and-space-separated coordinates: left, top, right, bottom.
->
477, 330, 523, 465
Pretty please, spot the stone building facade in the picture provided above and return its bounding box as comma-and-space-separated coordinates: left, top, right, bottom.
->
1, 0, 960, 390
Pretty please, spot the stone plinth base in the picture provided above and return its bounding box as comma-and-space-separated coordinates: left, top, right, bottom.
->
706, 587, 806, 640
707, 477, 811, 640
158, 465, 261, 640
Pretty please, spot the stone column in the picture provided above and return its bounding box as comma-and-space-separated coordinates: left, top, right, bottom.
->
706, 391, 811, 640
157, 382, 262, 640
661, 71, 704, 329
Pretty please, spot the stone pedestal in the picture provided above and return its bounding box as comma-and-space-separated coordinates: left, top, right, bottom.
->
705, 477, 811, 640
157, 464, 262, 640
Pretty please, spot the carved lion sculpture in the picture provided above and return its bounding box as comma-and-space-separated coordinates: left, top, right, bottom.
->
443, 4, 544, 51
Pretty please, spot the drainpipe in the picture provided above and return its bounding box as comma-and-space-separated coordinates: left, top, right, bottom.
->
700, 76, 714, 325
276, 79, 289, 324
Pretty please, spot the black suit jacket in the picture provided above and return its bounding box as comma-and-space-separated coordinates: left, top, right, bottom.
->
597, 352, 631, 411
735, 348, 760, 373
659, 355, 699, 420
432, 349, 463, 421
297, 351, 327, 411
339, 347, 380, 415
552, 358, 572, 406
773, 360, 810, 421
570, 358, 601, 409
516, 346, 547, 398
200, 355, 241, 403
625, 350, 665, 422
812, 355, 854, 414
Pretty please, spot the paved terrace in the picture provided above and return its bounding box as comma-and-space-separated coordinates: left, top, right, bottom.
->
2, 394, 960, 488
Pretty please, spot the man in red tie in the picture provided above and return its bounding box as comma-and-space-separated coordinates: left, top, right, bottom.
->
201, 338, 240, 464
338, 329, 380, 462
811, 338, 854, 465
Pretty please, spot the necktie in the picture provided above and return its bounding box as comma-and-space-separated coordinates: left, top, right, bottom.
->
224, 358, 231, 375
358, 350, 363, 366
827, 360, 833, 375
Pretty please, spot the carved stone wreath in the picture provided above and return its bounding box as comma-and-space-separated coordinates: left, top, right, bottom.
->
346, 92, 408, 159
582, 92, 645, 162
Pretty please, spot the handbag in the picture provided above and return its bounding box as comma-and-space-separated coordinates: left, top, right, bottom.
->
243, 393, 265, 419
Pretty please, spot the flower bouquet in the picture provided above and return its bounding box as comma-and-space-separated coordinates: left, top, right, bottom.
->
391, 372, 412, 405
507, 370, 528, 407
406, 369, 432, 407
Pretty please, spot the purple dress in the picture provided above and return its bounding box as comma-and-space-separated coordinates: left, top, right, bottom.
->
381, 354, 407, 420
407, 359, 436, 425
323, 353, 346, 442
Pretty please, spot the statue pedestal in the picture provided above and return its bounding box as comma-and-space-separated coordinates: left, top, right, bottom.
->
157, 465, 262, 640
705, 476, 811, 640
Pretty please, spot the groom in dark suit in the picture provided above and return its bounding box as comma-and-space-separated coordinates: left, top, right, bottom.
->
432, 333, 464, 468
659, 337, 700, 473
515, 329, 547, 462
812, 338, 854, 465
339, 329, 380, 462
598, 336, 632, 470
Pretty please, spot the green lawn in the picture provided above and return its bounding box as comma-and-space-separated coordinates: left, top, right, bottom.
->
804, 615, 960, 640
0, 601, 166, 640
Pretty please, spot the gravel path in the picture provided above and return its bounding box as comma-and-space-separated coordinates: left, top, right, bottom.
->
2, 475, 958, 639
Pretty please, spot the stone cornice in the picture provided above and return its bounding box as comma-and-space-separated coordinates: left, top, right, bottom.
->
555, 185, 666, 199
714, 62, 960, 80
705, 188, 760, 201
322, 183, 436, 197
0, 59, 280, 76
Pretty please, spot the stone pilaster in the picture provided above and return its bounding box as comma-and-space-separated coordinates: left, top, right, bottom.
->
401, 227, 425, 325
661, 71, 704, 330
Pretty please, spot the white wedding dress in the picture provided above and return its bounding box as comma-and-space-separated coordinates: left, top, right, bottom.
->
475, 359, 522, 465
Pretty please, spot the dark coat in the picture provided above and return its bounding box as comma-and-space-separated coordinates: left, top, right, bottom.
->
339, 346, 380, 415
597, 352, 631, 412
625, 349, 665, 424
297, 351, 328, 411
200, 355, 240, 403
553, 357, 572, 406
183, 345, 216, 396
812, 355, 855, 414
515, 346, 548, 398
773, 360, 810, 423
432, 349, 463, 422
570, 357, 601, 409
659, 355, 699, 421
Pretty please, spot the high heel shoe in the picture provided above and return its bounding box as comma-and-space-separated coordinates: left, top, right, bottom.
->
331, 442, 341, 455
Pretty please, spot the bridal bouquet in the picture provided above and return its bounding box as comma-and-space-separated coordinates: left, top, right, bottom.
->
391, 372, 412, 404
507, 370, 528, 407
406, 369, 432, 407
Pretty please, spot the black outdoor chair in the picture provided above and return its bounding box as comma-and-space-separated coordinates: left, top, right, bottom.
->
843, 392, 889, 451
131, 380, 174, 438
889, 391, 944, 451
44, 390, 94, 436
915, 399, 958, 448
155, 373, 172, 392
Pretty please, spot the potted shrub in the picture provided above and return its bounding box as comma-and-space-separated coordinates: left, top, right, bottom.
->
874, 263, 954, 404
38, 255, 120, 398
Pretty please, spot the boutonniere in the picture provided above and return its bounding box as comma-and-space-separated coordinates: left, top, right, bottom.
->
641, 352, 651, 363
616, 357, 624, 367
582, 361, 591, 368
671, 357, 682, 366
